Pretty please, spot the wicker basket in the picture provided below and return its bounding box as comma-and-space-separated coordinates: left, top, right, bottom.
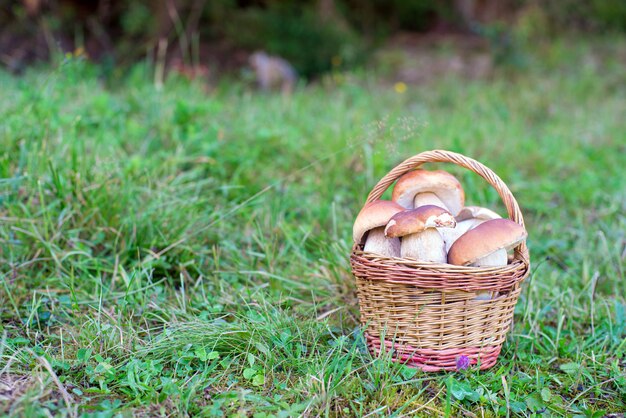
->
350, 150, 530, 372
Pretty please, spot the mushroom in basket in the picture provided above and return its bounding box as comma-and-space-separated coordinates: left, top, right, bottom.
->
384, 205, 456, 262
448, 218, 528, 300
353, 200, 404, 257
391, 170, 464, 216
442, 205, 502, 252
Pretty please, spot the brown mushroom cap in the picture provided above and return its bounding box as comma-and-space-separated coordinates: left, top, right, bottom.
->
447, 219, 527, 266
384, 205, 456, 238
391, 170, 465, 214
456, 206, 501, 222
353, 200, 405, 244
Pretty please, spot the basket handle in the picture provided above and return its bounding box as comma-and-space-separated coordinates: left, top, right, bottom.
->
365, 149, 530, 265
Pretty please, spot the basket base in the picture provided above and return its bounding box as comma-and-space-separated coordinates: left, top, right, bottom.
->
366, 334, 502, 372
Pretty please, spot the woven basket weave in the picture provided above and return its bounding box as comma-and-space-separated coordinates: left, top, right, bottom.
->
350, 150, 530, 371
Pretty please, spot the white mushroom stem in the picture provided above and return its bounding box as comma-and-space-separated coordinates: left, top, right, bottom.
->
470, 249, 508, 267
364, 227, 401, 257
413, 192, 448, 210
473, 292, 493, 301
401, 228, 446, 263
440, 219, 478, 253
469, 249, 508, 300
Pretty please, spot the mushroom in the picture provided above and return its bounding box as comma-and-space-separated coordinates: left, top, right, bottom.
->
353, 200, 405, 257
456, 206, 502, 223
447, 219, 528, 299
447, 218, 527, 266
441, 206, 502, 253
391, 170, 465, 215
384, 205, 456, 262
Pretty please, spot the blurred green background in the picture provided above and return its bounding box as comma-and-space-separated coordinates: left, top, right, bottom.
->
3, 0, 626, 78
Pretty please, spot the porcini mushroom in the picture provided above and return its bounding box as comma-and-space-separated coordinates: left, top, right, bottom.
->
353, 200, 405, 257
384, 205, 456, 262
448, 218, 527, 300
441, 206, 502, 252
391, 170, 465, 215
448, 219, 527, 267
456, 206, 502, 223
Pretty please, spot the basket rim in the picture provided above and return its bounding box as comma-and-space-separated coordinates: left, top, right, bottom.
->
352, 245, 528, 274
351, 245, 529, 290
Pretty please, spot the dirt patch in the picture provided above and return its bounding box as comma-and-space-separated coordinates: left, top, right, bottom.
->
0, 373, 76, 415
0, 374, 32, 402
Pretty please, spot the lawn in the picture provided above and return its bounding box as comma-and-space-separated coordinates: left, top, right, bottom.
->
0, 38, 625, 417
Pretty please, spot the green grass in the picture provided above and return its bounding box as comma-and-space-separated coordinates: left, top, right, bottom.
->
0, 39, 625, 417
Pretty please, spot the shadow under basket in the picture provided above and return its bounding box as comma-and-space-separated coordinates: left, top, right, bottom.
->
350, 150, 530, 372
